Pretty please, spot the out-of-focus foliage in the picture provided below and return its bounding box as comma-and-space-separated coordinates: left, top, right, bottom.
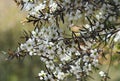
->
0, 1, 39, 81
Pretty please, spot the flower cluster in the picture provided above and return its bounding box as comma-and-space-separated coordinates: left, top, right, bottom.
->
16, 0, 120, 42
17, 25, 99, 81
11, 0, 120, 81
99, 71, 110, 81
16, 0, 64, 25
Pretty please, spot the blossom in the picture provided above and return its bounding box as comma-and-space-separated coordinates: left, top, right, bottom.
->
60, 54, 71, 62
23, 3, 35, 11
90, 49, 98, 59
56, 71, 65, 80
34, 3, 46, 12
49, 2, 58, 13
114, 31, 120, 42
70, 65, 82, 74
20, 43, 27, 50
83, 55, 89, 62
32, 28, 39, 38
99, 71, 106, 77
45, 60, 55, 70
25, 38, 35, 51
38, 70, 47, 80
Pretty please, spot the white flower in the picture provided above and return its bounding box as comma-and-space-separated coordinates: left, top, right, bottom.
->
38, 70, 47, 80
75, 10, 81, 19
38, 70, 46, 76
46, 61, 55, 70
20, 44, 26, 50
34, 3, 46, 12
92, 59, 99, 67
46, 43, 55, 54
25, 38, 35, 51
83, 64, 89, 75
60, 54, 71, 62
99, 71, 106, 77
40, 57, 47, 62
23, 3, 34, 11
49, 2, 58, 13
47, 53, 55, 60
90, 49, 98, 59
32, 28, 39, 38
96, 12, 103, 20
29, 48, 37, 56
88, 64, 92, 71
70, 65, 82, 74
57, 71, 65, 80
51, 31, 59, 40
75, 58, 81, 65
83, 55, 89, 62
114, 31, 120, 42
75, 51, 81, 56
57, 40, 65, 48
44, 13, 49, 19
84, 24, 90, 28
29, 11, 36, 15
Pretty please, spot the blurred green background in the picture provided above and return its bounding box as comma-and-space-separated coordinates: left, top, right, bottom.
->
0, 0, 120, 81
0, 1, 40, 81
